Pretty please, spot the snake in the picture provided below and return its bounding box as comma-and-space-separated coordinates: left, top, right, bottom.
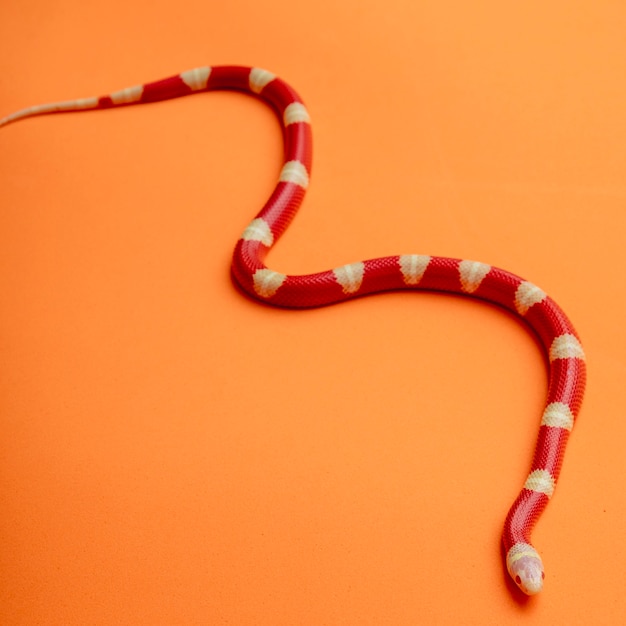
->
1, 65, 586, 595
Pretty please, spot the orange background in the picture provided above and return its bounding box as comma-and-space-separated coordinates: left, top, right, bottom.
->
1, 1, 625, 624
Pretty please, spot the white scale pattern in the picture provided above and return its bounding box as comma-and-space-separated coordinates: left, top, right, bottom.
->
249, 68, 276, 94
333, 263, 365, 294
279, 161, 309, 188
541, 402, 575, 431
459, 260, 491, 293
549, 334, 585, 361
253, 269, 286, 298
180, 67, 212, 91
525, 469, 556, 498
283, 102, 310, 126
110, 85, 144, 105
507, 542, 541, 565
399, 254, 431, 285
515, 281, 547, 315
242, 218, 274, 247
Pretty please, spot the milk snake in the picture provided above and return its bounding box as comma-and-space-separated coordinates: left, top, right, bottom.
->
1, 65, 586, 595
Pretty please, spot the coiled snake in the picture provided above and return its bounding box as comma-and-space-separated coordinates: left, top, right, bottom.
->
1, 65, 586, 595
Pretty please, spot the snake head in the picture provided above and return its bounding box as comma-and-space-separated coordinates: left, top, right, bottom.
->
506, 543, 545, 595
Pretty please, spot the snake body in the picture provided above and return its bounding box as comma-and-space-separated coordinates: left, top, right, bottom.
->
1, 65, 586, 595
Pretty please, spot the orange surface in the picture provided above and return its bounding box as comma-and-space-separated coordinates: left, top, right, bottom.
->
1, 1, 625, 623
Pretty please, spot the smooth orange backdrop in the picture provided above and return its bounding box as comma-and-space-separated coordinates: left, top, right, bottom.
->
1, 1, 625, 624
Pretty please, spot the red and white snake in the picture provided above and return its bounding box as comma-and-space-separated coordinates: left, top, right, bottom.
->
1, 65, 586, 595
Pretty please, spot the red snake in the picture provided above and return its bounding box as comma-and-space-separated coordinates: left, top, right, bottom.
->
1, 65, 586, 595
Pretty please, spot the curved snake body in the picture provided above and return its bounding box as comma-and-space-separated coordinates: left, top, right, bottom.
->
0, 65, 586, 595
